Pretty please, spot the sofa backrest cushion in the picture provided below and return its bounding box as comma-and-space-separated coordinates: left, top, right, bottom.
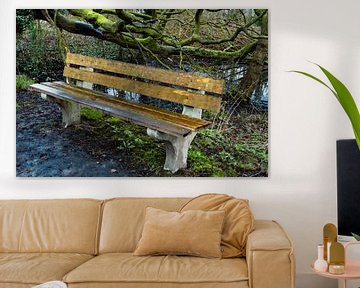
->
181, 194, 254, 258
99, 198, 189, 253
0, 199, 102, 254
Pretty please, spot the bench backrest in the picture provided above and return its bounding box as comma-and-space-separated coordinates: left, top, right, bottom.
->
64, 53, 224, 113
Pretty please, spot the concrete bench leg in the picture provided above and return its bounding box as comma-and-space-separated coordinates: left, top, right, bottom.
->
42, 94, 80, 128
147, 129, 197, 173
58, 100, 81, 128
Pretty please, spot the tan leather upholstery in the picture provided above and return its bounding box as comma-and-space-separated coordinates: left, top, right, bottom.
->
0, 198, 295, 288
64, 253, 248, 286
68, 282, 249, 288
246, 220, 295, 288
134, 207, 225, 258
181, 194, 255, 258
0, 253, 93, 285
0, 199, 102, 254
0, 284, 33, 288
99, 198, 189, 253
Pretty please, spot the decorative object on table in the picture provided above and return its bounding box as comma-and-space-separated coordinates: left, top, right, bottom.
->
329, 242, 345, 275
312, 226, 360, 288
314, 244, 328, 272
32, 281, 67, 288
290, 63, 360, 150
328, 264, 345, 275
323, 223, 337, 262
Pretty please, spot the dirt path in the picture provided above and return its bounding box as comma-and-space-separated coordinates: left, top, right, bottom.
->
16, 91, 130, 177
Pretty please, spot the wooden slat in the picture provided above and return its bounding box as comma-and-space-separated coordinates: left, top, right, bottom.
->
30, 83, 189, 136
30, 83, 210, 136
49, 82, 210, 130
64, 66, 222, 112
66, 53, 225, 95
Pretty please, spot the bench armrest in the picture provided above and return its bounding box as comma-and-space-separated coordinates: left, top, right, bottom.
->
246, 220, 295, 288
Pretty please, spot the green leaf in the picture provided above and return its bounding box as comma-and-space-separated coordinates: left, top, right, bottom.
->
351, 232, 360, 241
316, 65, 360, 150
290, 65, 360, 150
289, 70, 337, 98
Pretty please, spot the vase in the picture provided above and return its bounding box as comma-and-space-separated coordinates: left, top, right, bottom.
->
314, 244, 328, 272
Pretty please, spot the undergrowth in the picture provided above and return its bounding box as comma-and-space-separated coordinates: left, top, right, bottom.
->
16, 75, 35, 90
79, 107, 268, 177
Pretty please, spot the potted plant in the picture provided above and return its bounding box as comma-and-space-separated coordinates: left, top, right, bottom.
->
291, 64, 360, 241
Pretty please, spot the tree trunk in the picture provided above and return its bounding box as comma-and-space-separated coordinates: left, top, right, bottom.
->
238, 10, 268, 102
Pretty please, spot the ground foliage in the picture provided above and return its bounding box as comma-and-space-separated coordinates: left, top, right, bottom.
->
78, 107, 268, 177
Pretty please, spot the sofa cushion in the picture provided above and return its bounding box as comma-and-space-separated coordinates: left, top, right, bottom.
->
63, 253, 248, 286
134, 207, 225, 258
99, 198, 190, 253
0, 253, 93, 285
0, 284, 33, 288
0, 199, 102, 254
181, 194, 254, 258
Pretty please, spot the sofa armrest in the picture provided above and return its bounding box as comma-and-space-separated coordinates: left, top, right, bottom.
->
246, 220, 295, 288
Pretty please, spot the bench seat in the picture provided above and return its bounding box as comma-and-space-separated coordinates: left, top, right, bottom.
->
31, 81, 211, 137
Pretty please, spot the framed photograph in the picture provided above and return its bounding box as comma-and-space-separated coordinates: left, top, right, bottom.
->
16, 9, 268, 177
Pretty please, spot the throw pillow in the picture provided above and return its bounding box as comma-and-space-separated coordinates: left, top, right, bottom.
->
134, 207, 225, 258
181, 193, 254, 258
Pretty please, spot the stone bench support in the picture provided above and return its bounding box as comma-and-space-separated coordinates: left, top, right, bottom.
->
147, 106, 202, 173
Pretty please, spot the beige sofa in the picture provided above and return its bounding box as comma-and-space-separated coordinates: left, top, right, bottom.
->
0, 198, 295, 288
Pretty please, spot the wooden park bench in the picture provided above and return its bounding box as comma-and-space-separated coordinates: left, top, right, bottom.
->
30, 53, 224, 173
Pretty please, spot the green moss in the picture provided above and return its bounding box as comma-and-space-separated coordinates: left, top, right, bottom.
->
16, 75, 35, 90
106, 116, 123, 124
80, 107, 103, 120
70, 9, 118, 33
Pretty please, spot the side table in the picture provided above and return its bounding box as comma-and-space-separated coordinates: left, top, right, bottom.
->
311, 242, 360, 288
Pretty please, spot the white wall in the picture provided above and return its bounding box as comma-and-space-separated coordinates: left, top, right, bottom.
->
2, 1, 360, 287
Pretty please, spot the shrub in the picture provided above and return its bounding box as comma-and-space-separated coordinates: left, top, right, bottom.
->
16, 22, 64, 81
16, 75, 35, 90
16, 10, 34, 34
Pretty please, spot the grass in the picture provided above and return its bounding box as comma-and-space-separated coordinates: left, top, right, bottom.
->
16, 75, 34, 90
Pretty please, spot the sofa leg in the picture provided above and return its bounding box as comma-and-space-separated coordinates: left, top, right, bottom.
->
147, 129, 196, 173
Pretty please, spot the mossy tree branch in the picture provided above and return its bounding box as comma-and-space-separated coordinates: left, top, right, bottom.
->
34, 9, 266, 61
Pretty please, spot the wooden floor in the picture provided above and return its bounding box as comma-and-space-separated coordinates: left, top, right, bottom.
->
30, 82, 211, 137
